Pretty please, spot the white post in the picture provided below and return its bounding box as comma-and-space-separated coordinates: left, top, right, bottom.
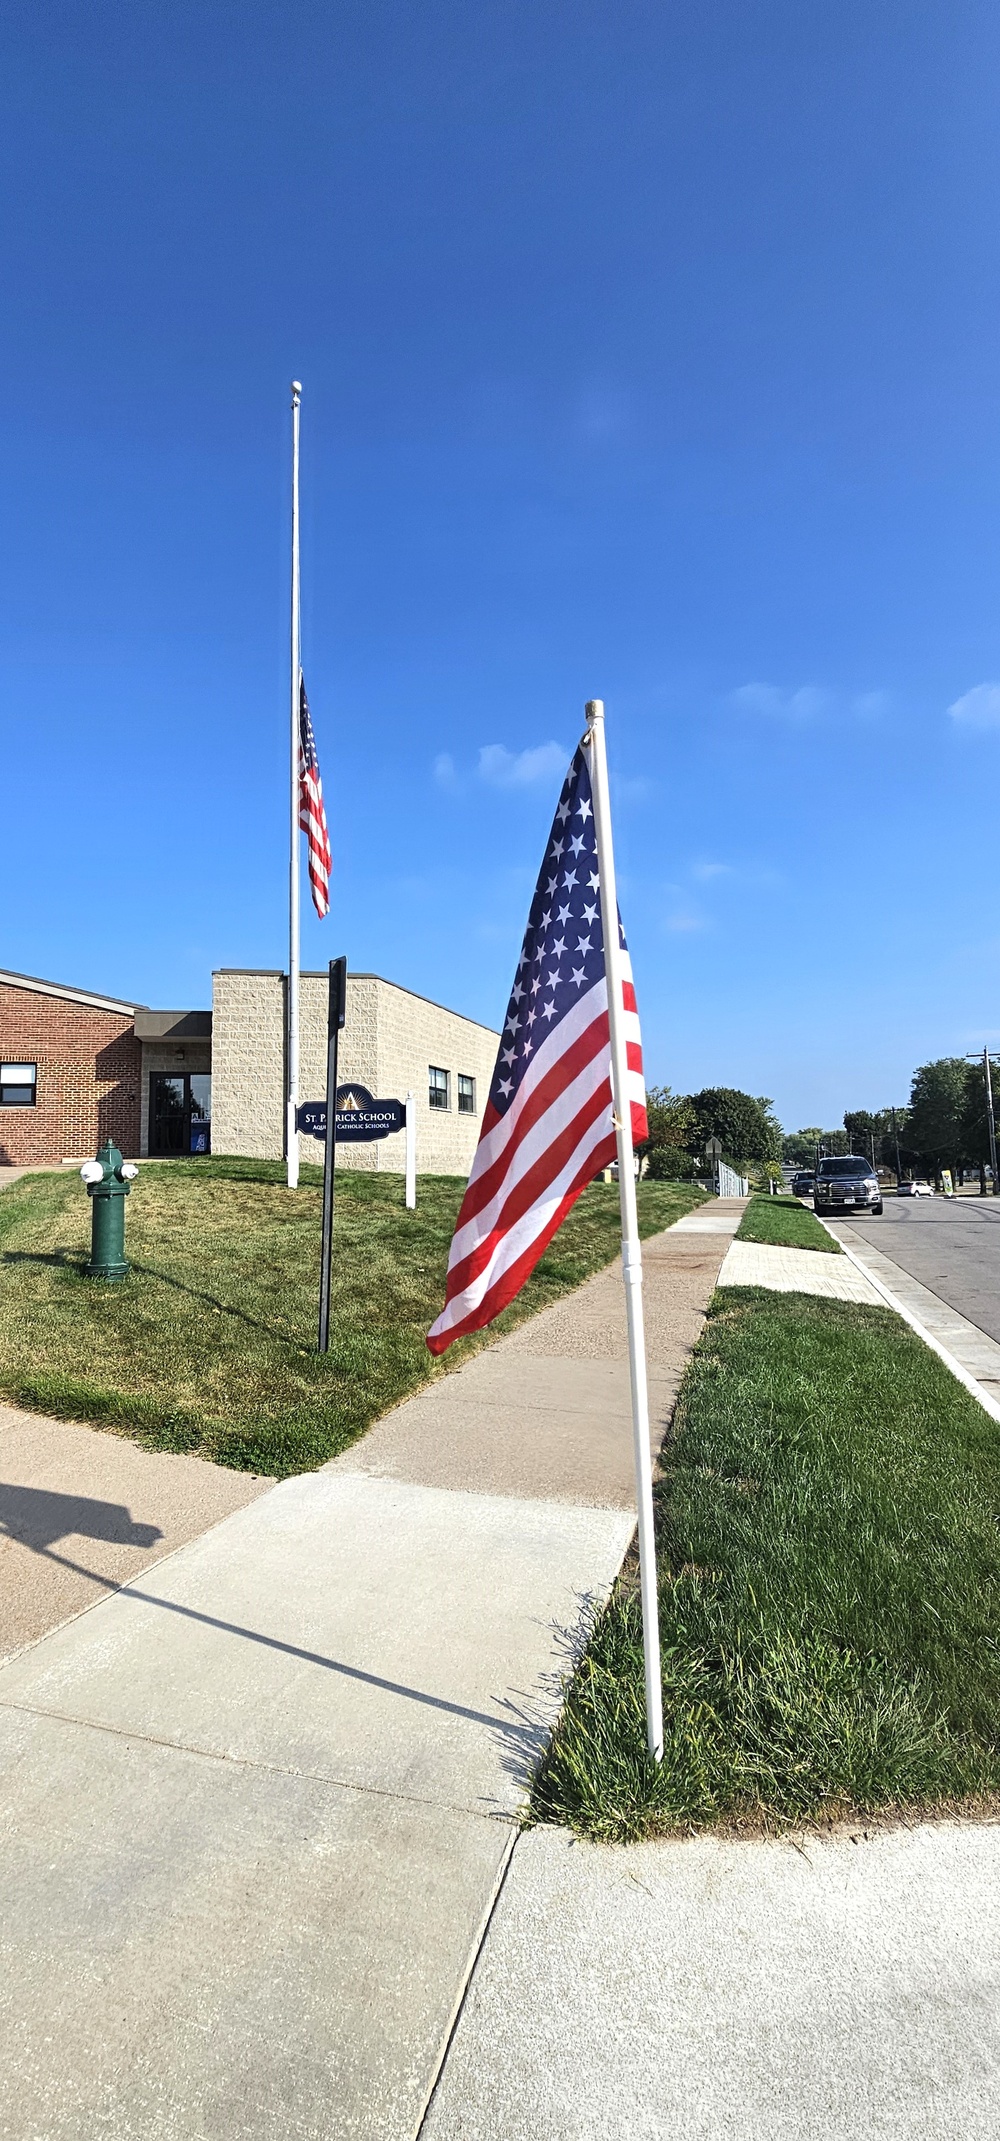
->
286, 381, 302, 1190
584, 698, 664, 1764
405, 1091, 416, 1210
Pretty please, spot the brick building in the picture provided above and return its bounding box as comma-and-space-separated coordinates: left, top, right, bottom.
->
1, 965, 498, 1177
0, 971, 213, 1168
0, 971, 143, 1166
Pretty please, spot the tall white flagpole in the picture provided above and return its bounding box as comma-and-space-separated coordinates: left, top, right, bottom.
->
287, 381, 302, 1190
584, 697, 664, 1763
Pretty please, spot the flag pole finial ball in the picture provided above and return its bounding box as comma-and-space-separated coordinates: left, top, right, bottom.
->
291, 379, 302, 398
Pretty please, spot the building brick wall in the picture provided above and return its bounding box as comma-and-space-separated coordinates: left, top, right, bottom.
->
0, 981, 141, 1165
211, 970, 499, 1177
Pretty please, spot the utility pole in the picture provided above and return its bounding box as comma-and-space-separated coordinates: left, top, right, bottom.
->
986, 1048, 999, 1197
963, 1049, 999, 1196
891, 1106, 902, 1186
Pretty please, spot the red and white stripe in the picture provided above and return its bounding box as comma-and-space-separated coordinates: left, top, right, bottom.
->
427, 956, 646, 1356
299, 764, 331, 919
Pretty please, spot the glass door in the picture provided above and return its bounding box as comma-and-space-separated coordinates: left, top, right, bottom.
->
150, 1073, 212, 1156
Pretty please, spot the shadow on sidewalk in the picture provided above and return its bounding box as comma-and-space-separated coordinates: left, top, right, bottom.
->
0, 1482, 163, 1553
1, 1508, 546, 1774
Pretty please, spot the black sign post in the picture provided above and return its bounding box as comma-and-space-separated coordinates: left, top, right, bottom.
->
318, 956, 347, 1354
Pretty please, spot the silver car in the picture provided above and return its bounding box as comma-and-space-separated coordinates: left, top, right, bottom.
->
813, 1156, 884, 1215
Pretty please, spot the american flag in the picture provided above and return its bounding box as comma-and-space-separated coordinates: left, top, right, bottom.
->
427, 740, 646, 1355
299, 676, 331, 918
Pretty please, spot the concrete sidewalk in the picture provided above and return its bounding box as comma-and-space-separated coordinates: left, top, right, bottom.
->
423, 1820, 1000, 2140
0, 1404, 271, 1661
422, 1223, 1000, 2141
0, 1202, 744, 2140
717, 1235, 883, 1302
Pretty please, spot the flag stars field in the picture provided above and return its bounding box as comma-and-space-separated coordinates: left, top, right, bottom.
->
427, 738, 646, 1355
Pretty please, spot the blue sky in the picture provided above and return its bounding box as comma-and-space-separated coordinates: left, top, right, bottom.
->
3, 0, 999, 1131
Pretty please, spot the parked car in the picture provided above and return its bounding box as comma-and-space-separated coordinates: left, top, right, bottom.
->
813, 1156, 883, 1215
791, 1171, 816, 1198
897, 1179, 934, 1197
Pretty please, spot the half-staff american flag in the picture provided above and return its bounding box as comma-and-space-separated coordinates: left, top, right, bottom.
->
298, 677, 331, 918
427, 740, 646, 1355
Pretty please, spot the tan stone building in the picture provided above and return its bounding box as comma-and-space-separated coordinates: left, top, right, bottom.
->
0, 963, 498, 1178
211, 969, 500, 1176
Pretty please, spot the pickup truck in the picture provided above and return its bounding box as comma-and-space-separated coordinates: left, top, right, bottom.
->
812, 1156, 883, 1215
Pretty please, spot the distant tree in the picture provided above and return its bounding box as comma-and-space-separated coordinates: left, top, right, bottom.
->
638, 1086, 697, 1163
842, 1104, 916, 1181
755, 1154, 785, 1190
907, 1058, 968, 1182
687, 1088, 780, 1168
959, 1059, 998, 1181
756, 1097, 784, 1161
782, 1127, 824, 1166
844, 1109, 884, 1164
643, 1144, 696, 1181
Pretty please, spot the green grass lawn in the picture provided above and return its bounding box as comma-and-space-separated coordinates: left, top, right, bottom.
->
0, 1159, 704, 1477
737, 1192, 841, 1253
532, 1285, 1000, 1840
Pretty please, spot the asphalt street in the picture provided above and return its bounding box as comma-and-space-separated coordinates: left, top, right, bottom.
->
827, 1193, 1000, 1345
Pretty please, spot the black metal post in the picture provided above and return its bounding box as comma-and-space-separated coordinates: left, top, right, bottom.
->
318, 956, 347, 1353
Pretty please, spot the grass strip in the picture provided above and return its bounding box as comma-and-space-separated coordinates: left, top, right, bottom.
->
0, 1158, 704, 1477
737, 1192, 841, 1253
532, 1286, 1000, 1841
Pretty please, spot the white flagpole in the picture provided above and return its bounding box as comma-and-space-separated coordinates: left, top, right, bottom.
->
287, 380, 302, 1190
584, 697, 664, 1763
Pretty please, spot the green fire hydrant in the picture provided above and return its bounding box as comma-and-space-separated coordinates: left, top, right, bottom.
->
80, 1141, 138, 1280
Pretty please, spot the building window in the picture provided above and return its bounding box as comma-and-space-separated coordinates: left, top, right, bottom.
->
0, 1063, 36, 1107
429, 1065, 450, 1111
458, 1074, 476, 1115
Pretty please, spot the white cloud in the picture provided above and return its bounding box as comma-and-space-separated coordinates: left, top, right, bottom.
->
948, 682, 1000, 730
692, 861, 734, 882
659, 881, 709, 933
615, 774, 653, 804
433, 751, 459, 791
731, 682, 829, 721
689, 858, 782, 891
477, 742, 569, 789
664, 909, 708, 934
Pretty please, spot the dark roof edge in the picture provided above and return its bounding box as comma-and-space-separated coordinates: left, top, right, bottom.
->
134, 1010, 212, 1040
0, 968, 142, 1016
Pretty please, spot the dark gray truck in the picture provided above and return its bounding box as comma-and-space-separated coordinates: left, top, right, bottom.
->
812, 1155, 883, 1216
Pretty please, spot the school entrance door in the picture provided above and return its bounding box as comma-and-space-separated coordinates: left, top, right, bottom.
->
149, 1073, 212, 1156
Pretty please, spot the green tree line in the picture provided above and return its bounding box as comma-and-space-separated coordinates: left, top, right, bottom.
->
783, 1055, 999, 1187
640, 1086, 782, 1180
